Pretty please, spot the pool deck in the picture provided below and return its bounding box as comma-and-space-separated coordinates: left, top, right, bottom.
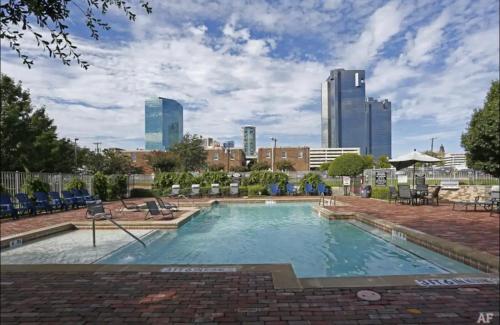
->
1, 195, 499, 323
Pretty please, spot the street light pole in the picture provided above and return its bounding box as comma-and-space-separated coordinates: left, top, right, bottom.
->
270, 137, 277, 172
74, 138, 79, 172
225, 148, 230, 172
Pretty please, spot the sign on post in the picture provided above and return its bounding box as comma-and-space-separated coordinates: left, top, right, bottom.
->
343, 176, 351, 186
375, 172, 387, 186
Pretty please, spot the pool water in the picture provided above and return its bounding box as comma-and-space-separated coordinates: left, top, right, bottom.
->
97, 203, 479, 277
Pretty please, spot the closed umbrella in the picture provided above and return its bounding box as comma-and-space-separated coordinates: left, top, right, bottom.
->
389, 150, 441, 188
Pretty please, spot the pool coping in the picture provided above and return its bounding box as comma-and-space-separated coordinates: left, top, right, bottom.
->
313, 205, 500, 274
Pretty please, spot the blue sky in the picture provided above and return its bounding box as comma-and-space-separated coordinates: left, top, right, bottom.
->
1, 0, 499, 157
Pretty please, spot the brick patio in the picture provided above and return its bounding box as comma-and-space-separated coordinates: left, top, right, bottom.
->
331, 196, 500, 257
1, 271, 499, 324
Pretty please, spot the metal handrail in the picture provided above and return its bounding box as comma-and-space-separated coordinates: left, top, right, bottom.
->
92, 217, 146, 248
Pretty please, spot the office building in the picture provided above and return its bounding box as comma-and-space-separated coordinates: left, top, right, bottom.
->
242, 126, 256, 158
443, 153, 467, 170
145, 97, 183, 151
366, 97, 391, 158
206, 148, 246, 171
321, 69, 367, 150
309, 147, 360, 169
223, 141, 235, 149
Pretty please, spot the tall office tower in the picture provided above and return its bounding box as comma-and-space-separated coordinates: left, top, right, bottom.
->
366, 97, 391, 158
321, 69, 367, 152
242, 126, 256, 157
145, 97, 183, 151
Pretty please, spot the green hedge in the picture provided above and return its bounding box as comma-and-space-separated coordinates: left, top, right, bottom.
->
241, 171, 288, 192
247, 184, 268, 196
298, 173, 321, 193
93, 172, 108, 201
371, 186, 389, 200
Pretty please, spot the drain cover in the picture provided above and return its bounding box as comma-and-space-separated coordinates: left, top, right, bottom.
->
357, 290, 381, 301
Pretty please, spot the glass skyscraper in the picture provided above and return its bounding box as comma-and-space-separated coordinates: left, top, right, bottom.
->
242, 126, 256, 157
145, 97, 183, 151
366, 97, 391, 158
321, 69, 392, 158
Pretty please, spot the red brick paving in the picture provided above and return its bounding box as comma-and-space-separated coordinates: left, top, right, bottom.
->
332, 196, 500, 257
1, 271, 499, 324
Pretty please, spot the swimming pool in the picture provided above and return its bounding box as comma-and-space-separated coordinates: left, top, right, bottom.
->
1, 203, 480, 277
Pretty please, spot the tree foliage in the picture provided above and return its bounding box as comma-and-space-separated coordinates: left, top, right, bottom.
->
170, 134, 207, 172
147, 151, 178, 172
276, 160, 295, 171
0, 74, 76, 172
375, 155, 391, 168
81, 149, 133, 175
250, 161, 270, 171
1, 0, 151, 69
328, 153, 366, 177
461, 80, 500, 177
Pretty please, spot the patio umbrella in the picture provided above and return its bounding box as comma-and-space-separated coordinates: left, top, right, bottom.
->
389, 150, 441, 188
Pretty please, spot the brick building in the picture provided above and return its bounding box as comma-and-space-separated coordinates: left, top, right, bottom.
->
122, 150, 155, 174
257, 147, 310, 171
206, 148, 246, 171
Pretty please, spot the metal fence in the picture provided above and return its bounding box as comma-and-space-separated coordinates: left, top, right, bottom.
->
363, 168, 499, 186
0, 171, 94, 198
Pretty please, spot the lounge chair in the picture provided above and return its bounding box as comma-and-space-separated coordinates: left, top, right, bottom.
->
397, 185, 413, 205
120, 198, 141, 212
269, 183, 280, 196
86, 202, 113, 220
170, 184, 180, 197
190, 184, 201, 198
0, 194, 19, 219
422, 186, 441, 206
144, 201, 174, 220
304, 183, 314, 195
61, 190, 79, 209
81, 188, 99, 203
33, 191, 55, 213
317, 183, 327, 195
286, 183, 297, 196
71, 189, 87, 207
230, 183, 239, 196
48, 191, 69, 211
210, 183, 220, 197
155, 196, 179, 212
388, 186, 398, 203
15, 193, 37, 215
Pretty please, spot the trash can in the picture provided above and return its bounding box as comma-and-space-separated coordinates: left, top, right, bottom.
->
360, 185, 372, 198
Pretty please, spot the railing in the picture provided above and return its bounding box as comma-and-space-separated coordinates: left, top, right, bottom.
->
92, 216, 146, 248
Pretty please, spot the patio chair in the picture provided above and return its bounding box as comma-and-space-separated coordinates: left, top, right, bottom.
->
304, 183, 314, 195
209, 183, 220, 197
33, 191, 55, 213
229, 183, 239, 196
155, 196, 179, 212
170, 184, 181, 197
388, 186, 398, 203
71, 189, 87, 207
144, 200, 174, 220
0, 194, 19, 219
269, 183, 280, 196
120, 198, 141, 212
422, 186, 441, 206
190, 184, 201, 198
286, 183, 297, 196
317, 183, 327, 196
81, 188, 99, 203
86, 202, 113, 220
48, 191, 69, 211
397, 185, 413, 205
15, 193, 37, 215
61, 190, 79, 209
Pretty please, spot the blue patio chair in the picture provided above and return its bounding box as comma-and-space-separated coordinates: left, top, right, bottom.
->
317, 183, 326, 195
81, 188, 97, 201
304, 183, 314, 195
15, 193, 37, 215
0, 194, 19, 219
33, 192, 54, 213
270, 183, 280, 196
61, 190, 79, 209
286, 183, 297, 196
70, 189, 87, 207
48, 191, 69, 211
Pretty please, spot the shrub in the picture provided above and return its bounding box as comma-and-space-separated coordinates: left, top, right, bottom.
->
207, 163, 225, 171
130, 188, 154, 198
154, 172, 195, 192
22, 177, 50, 197
276, 160, 295, 171
243, 171, 288, 192
239, 185, 248, 196
328, 153, 366, 177
371, 187, 389, 200
93, 172, 108, 201
299, 173, 322, 193
108, 174, 128, 199
248, 184, 267, 196
66, 177, 86, 190
250, 161, 270, 171
0, 184, 8, 194
230, 165, 247, 172
201, 171, 230, 186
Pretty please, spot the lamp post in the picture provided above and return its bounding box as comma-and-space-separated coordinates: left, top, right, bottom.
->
74, 138, 79, 173
270, 137, 277, 172
225, 147, 231, 172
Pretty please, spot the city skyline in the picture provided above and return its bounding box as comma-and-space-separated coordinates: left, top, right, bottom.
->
0, 0, 498, 156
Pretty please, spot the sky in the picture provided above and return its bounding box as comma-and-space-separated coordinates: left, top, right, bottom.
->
1, 0, 499, 157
